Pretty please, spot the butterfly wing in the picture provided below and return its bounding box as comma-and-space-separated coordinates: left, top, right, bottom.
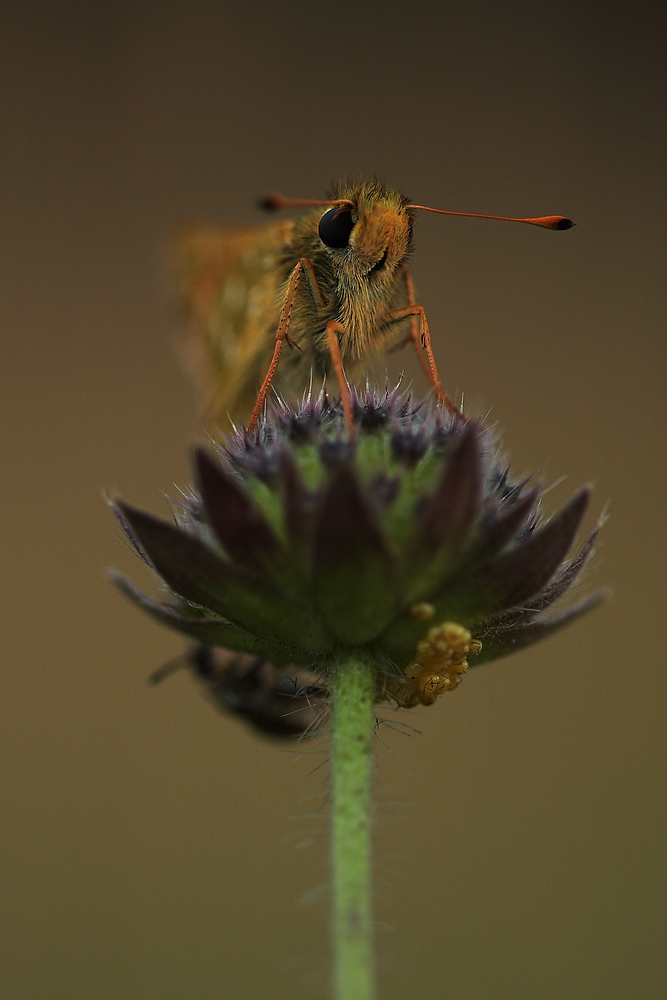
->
172, 221, 293, 426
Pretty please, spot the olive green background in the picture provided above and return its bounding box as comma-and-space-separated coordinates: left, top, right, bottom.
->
2, 3, 664, 998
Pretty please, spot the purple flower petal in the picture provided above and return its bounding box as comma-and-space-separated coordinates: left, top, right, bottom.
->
110, 570, 310, 660
114, 501, 330, 653
471, 486, 541, 563
474, 517, 605, 632
441, 487, 591, 619
278, 448, 314, 551
401, 422, 483, 601
413, 421, 482, 553
473, 589, 610, 664
523, 515, 605, 613
195, 448, 284, 573
313, 463, 397, 643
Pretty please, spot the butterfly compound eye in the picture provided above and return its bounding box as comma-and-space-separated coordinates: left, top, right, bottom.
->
318, 207, 354, 248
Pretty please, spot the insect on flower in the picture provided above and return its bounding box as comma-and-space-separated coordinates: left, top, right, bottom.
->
149, 645, 329, 738
383, 618, 484, 708
174, 179, 574, 435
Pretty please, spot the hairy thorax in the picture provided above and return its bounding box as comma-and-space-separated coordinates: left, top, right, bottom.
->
280, 194, 414, 368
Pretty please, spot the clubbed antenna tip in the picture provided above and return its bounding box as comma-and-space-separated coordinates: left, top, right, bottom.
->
257, 193, 283, 211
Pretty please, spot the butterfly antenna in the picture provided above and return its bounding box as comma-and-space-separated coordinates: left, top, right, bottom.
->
407, 203, 575, 230
259, 192, 354, 212
148, 653, 189, 685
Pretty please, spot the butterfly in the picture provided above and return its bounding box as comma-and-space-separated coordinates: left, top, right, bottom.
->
172, 178, 573, 433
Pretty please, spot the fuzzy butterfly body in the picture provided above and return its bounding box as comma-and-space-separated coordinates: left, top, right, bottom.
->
175, 180, 423, 427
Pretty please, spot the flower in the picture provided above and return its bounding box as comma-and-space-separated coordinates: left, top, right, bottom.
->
110, 385, 607, 713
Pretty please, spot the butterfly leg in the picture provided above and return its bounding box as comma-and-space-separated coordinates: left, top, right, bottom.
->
248, 257, 326, 433
389, 267, 461, 417
397, 263, 421, 351
325, 321, 355, 437
384, 266, 421, 354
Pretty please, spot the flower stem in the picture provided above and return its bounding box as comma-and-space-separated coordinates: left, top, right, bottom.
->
330, 655, 376, 1000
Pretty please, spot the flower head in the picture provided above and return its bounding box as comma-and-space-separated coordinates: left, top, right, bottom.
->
111, 385, 606, 712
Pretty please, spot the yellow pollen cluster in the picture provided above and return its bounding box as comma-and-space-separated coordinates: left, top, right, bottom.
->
383, 615, 482, 708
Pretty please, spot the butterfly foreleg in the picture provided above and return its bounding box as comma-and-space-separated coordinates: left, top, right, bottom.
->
386, 267, 460, 417
324, 321, 355, 438
248, 257, 326, 433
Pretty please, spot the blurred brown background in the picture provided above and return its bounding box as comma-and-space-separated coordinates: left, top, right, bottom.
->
1, 2, 664, 998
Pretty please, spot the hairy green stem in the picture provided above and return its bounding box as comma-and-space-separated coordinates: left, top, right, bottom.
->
330, 655, 376, 1000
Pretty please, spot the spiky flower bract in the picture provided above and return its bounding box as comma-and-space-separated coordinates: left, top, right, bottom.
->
111, 384, 605, 710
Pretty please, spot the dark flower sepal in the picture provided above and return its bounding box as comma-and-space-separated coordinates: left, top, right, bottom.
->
110, 571, 316, 662
313, 463, 399, 643
112, 500, 331, 655
474, 588, 610, 664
